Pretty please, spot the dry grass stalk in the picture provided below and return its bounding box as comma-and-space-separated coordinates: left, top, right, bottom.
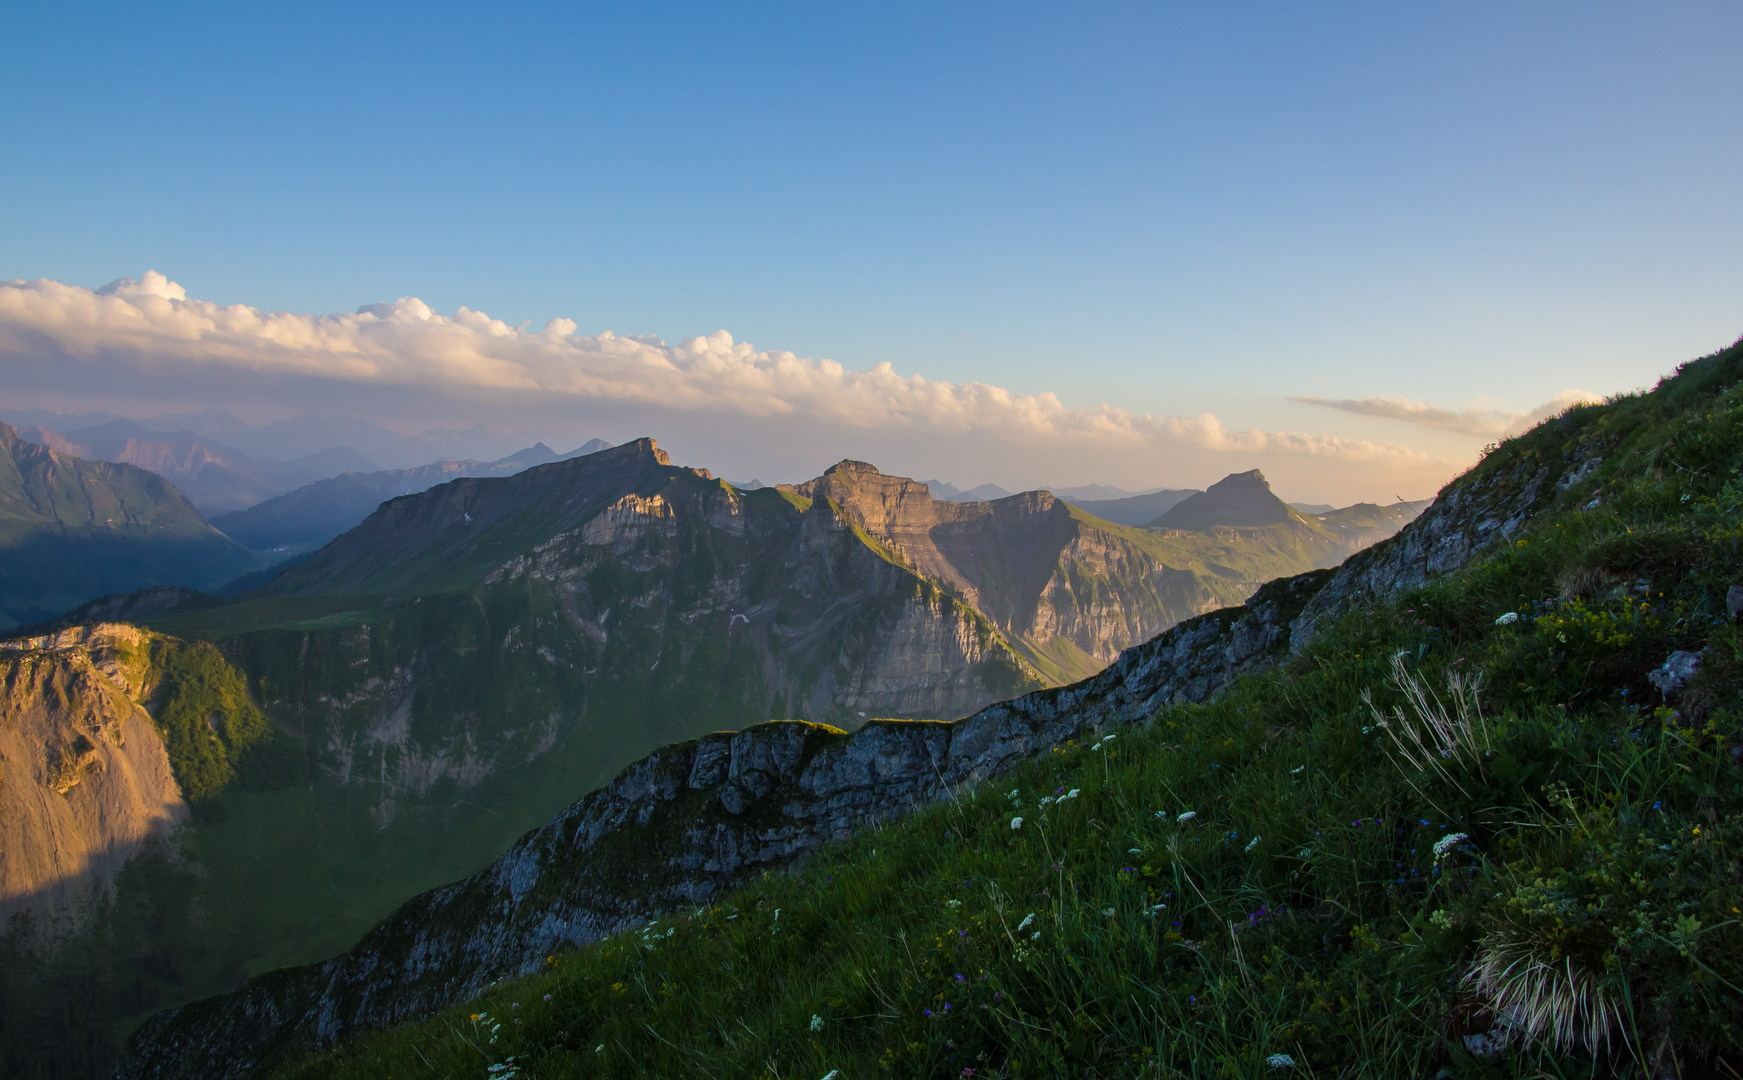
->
1465, 934, 1618, 1055
1363, 654, 1490, 798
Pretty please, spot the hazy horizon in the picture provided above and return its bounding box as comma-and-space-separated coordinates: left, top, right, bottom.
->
5, 3, 1740, 504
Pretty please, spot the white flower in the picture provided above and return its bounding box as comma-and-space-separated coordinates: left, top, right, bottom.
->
946, 898, 962, 909
1102, 734, 1116, 742
1017, 913, 1036, 932
1030, 930, 1041, 940
1150, 902, 1166, 911
1154, 810, 1167, 818
595, 1044, 605, 1053
810, 1014, 824, 1032
1266, 1053, 1296, 1068
1290, 765, 1305, 774
1040, 796, 1054, 806
1102, 907, 1117, 917
1128, 848, 1141, 854
1244, 836, 1260, 853
1066, 789, 1081, 799
1433, 832, 1470, 860
1176, 811, 1197, 823
1091, 742, 1104, 751
1011, 816, 1024, 830
1494, 611, 1520, 626
1007, 789, 1019, 799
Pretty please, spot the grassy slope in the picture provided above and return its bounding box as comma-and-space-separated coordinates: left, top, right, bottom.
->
277, 342, 1743, 1079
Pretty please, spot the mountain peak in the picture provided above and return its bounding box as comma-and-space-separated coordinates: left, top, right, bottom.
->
590, 437, 668, 468
1147, 469, 1289, 530
823, 459, 881, 478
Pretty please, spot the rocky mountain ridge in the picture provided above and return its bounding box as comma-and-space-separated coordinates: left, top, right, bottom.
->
115, 406, 1596, 1076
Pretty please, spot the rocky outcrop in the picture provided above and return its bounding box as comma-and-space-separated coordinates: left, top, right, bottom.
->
116, 569, 1330, 1079
0, 624, 186, 934
1288, 415, 1606, 648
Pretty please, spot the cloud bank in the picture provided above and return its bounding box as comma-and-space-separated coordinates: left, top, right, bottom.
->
1290, 389, 1603, 438
0, 272, 1468, 502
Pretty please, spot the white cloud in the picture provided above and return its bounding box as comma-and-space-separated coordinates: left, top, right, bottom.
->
1290, 389, 1603, 438
0, 272, 1464, 501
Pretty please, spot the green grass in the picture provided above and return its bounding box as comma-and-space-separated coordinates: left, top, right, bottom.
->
270, 345, 1743, 1078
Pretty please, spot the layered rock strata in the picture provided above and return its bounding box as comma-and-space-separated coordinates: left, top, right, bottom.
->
0, 624, 186, 932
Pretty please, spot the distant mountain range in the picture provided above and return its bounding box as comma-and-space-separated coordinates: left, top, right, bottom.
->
1059, 487, 1198, 525
0, 423, 264, 629
209, 439, 612, 554
14, 419, 377, 516
0, 407, 543, 470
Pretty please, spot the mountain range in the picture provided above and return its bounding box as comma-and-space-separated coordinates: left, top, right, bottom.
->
0, 432, 1424, 1076
0, 408, 541, 470
208, 439, 611, 555
14, 420, 376, 516
0, 423, 264, 630
103, 341, 1743, 1079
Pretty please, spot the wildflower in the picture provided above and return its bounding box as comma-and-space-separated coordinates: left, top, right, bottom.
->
1128, 847, 1141, 853
1102, 734, 1116, 742
543, 994, 552, 1001
1289, 765, 1305, 774
1176, 811, 1197, 823
1154, 810, 1167, 818
1030, 930, 1041, 940
1039, 796, 1054, 806
1103, 907, 1117, 917
946, 898, 962, 909
1494, 611, 1520, 626
1266, 1053, 1296, 1068
1007, 789, 1019, 800
1244, 836, 1260, 853
1010, 816, 1024, 830
1432, 832, 1470, 860
1066, 789, 1081, 799
1017, 913, 1036, 932
595, 1044, 605, 1053
811, 1014, 824, 1032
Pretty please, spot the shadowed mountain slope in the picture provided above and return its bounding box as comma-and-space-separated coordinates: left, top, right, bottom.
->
17, 420, 376, 516
208, 439, 611, 555
0, 424, 264, 629
1146, 468, 1292, 529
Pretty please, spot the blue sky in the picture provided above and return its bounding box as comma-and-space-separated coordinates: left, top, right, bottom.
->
2, 2, 1740, 500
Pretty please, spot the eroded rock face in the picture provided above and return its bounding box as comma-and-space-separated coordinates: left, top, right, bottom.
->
116, 571, 1329, 1080
0, 624, 186, 934
1288, 424, 1608, 648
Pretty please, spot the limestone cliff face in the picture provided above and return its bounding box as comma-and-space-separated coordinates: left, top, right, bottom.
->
115, 570, 1334, 1079
0, 624, 185, 932
789, 462, 1253, 681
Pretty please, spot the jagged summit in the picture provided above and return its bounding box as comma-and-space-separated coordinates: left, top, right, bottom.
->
1146, 468, 1291, 531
